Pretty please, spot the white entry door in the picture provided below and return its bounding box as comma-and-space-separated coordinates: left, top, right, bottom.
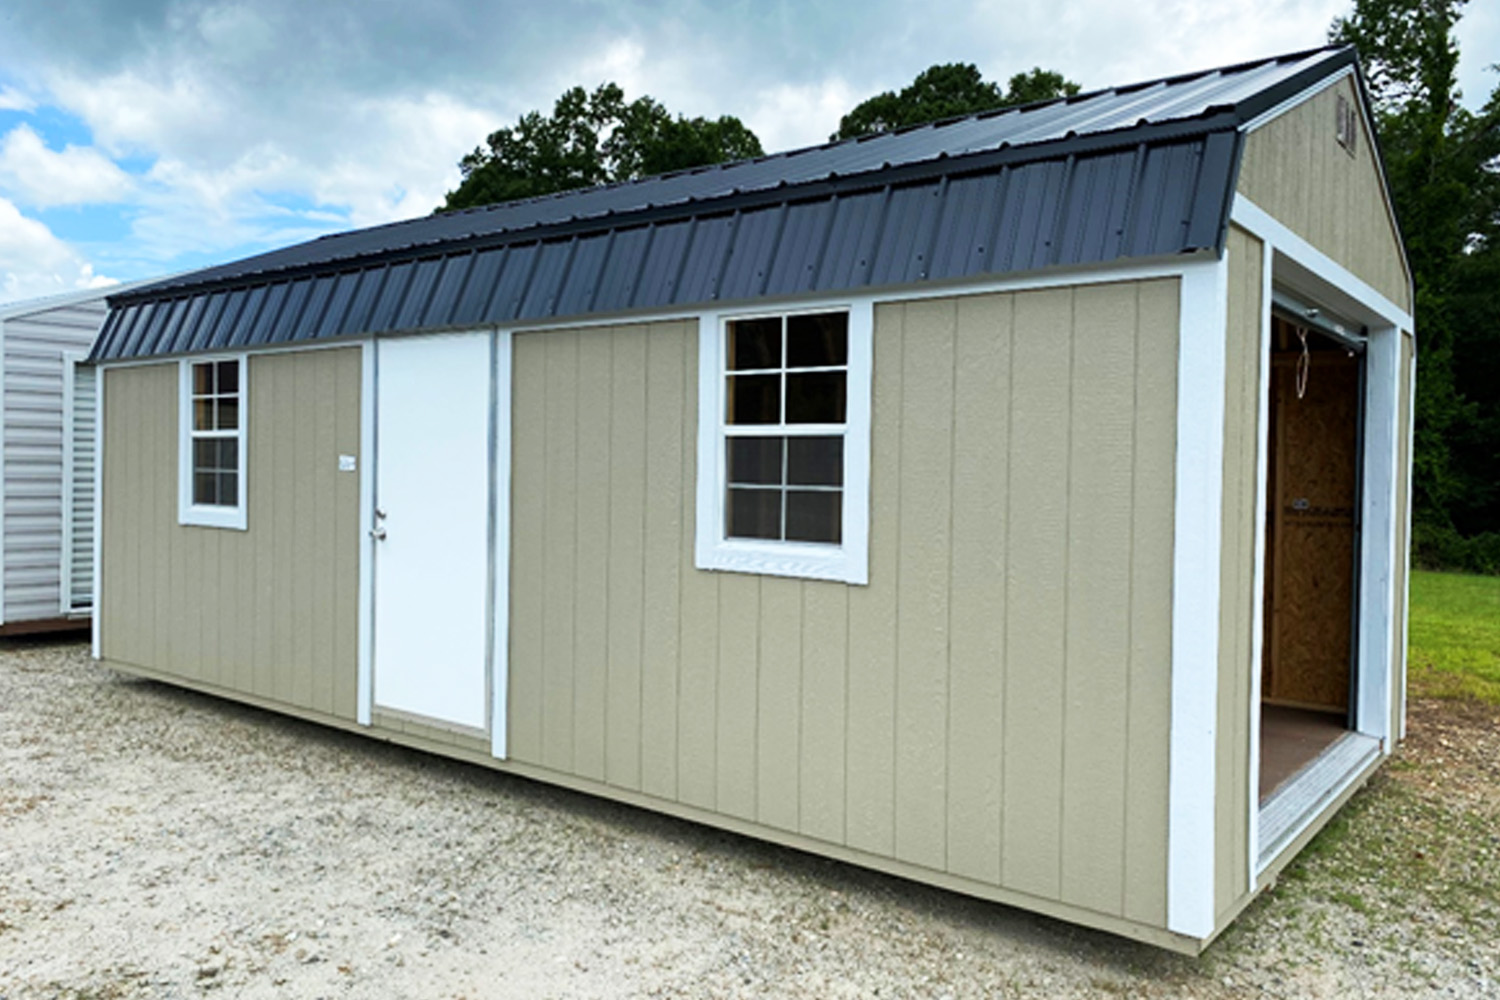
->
373, 331, 493, 732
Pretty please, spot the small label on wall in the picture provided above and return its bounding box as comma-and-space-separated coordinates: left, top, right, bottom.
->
339, 454, 357, 472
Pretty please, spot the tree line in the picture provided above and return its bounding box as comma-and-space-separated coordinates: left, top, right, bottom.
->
443, 0, 1500, 572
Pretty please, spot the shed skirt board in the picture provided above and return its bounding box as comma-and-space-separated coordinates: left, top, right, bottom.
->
372, 331, 493, 733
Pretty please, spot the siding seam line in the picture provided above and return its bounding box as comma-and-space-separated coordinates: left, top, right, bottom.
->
1057, 287, 1075, 898
942, 297, 959, 874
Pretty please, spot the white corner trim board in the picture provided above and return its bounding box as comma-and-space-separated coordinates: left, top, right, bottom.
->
490, 328, 513, 761
92, 357, 104, 660
356, 339, 375, 726
1166, 259, 1228, 939
1245, 236, 1274, 889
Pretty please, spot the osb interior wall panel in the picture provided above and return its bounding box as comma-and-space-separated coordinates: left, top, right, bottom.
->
99, 349, 362, 719
1237, 74, 1411, 312
1216, 224, 1262, 922
1265, 348, 1360, 712
508, 280, 1179, 927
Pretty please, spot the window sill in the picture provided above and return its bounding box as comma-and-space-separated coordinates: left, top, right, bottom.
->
179, 505, 247, 531
696, 537, 867, 585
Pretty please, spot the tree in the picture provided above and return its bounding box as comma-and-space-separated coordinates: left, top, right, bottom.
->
834, 63, 1081, 140
443, 83, 763, 212
1331, 0, 1500, 568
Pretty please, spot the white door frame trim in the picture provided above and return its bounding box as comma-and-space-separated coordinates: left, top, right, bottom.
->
1230, 194, 1408, 882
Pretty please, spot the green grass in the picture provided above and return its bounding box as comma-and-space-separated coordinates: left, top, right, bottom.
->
1407, 569, 1500, 704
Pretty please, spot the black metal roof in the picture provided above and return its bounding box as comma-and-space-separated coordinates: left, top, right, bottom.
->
94, 45, 1358, 361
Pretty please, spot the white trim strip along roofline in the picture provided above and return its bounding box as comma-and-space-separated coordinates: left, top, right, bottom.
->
1166, 258, 1228, 938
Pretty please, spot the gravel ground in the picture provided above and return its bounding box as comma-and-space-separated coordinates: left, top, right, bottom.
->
1, 640, 1495, 998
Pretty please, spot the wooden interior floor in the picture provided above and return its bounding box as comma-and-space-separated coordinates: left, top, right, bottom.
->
1260, 704, 1348, 801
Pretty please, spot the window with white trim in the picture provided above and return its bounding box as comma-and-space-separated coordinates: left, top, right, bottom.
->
179, 356, 247, 530
696, 303, 872, 584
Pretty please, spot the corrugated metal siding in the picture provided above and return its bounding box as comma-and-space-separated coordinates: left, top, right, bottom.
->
1, 300, 107, 622
96, 133, 1239, 361
64, 361, 96, 611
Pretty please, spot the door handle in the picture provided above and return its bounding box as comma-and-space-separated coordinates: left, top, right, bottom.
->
370, 526, 387, 541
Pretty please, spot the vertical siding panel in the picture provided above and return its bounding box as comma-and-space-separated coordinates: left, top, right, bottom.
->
1123, 278, 1179, 926
640, 321, 687, 799
573, 331, 613, 782
508, 334, 546, 764
292, 358, 317, 710
144, 366, 164, 673
333, 349, 360, 720
756, 576, 802, 832
1060, 282, 1137, 915
946, 292, 1011, 884
678, 326, 720, 812
716, 574, 760, 820
252, 359, 276, 700
606, 326, 648, 790
543, 332, 580, 772
845, 302, 902, 857
1001, 286, 1072, 899
273, 360, 297, 703
894, 298, 955, 871
311, 353, 339, 715
799, 583, 847, 843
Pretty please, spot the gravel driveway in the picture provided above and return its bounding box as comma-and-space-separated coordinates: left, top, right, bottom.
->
1, 640, 1495, 998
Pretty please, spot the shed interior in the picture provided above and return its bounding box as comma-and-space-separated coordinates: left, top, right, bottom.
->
1259, 312, 1364, 800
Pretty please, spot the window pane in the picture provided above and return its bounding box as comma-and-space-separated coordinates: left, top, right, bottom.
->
785, 371, 846, 424
194, 398, 215, 431
727, 488, 781, 540
727, 437, 782, 486
193, 438, 219, 472
193, 362, 214, 395
786, 490, 841, 544
218, 471, 238, 507
217, 396, 239, 431
786, 312, 848, 368
786, 436, 842, 487
726, 374, 780, 425
727, 317, 781, 371
216, 360, 239, 395
193, 471, 218, 506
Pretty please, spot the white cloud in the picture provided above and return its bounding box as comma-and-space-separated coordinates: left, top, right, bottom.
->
0, 196, 116, 304
0, 86, 36, 112
0, 124, 135, 208
745, 78, 861, 153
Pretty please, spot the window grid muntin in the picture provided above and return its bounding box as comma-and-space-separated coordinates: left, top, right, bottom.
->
188, 358, 242, 509
723, 312, 847, 545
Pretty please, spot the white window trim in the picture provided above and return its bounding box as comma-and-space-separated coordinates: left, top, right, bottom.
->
178, 354, 248, 530
695, 300, 872, 585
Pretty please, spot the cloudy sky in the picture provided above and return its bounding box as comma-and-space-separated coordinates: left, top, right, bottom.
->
0, 0, 1494, 305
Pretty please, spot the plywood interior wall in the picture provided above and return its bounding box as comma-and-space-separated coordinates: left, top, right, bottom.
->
1263, 318, 1360, 713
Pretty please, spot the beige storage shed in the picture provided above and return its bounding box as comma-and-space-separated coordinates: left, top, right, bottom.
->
88, 45, 1413, 952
